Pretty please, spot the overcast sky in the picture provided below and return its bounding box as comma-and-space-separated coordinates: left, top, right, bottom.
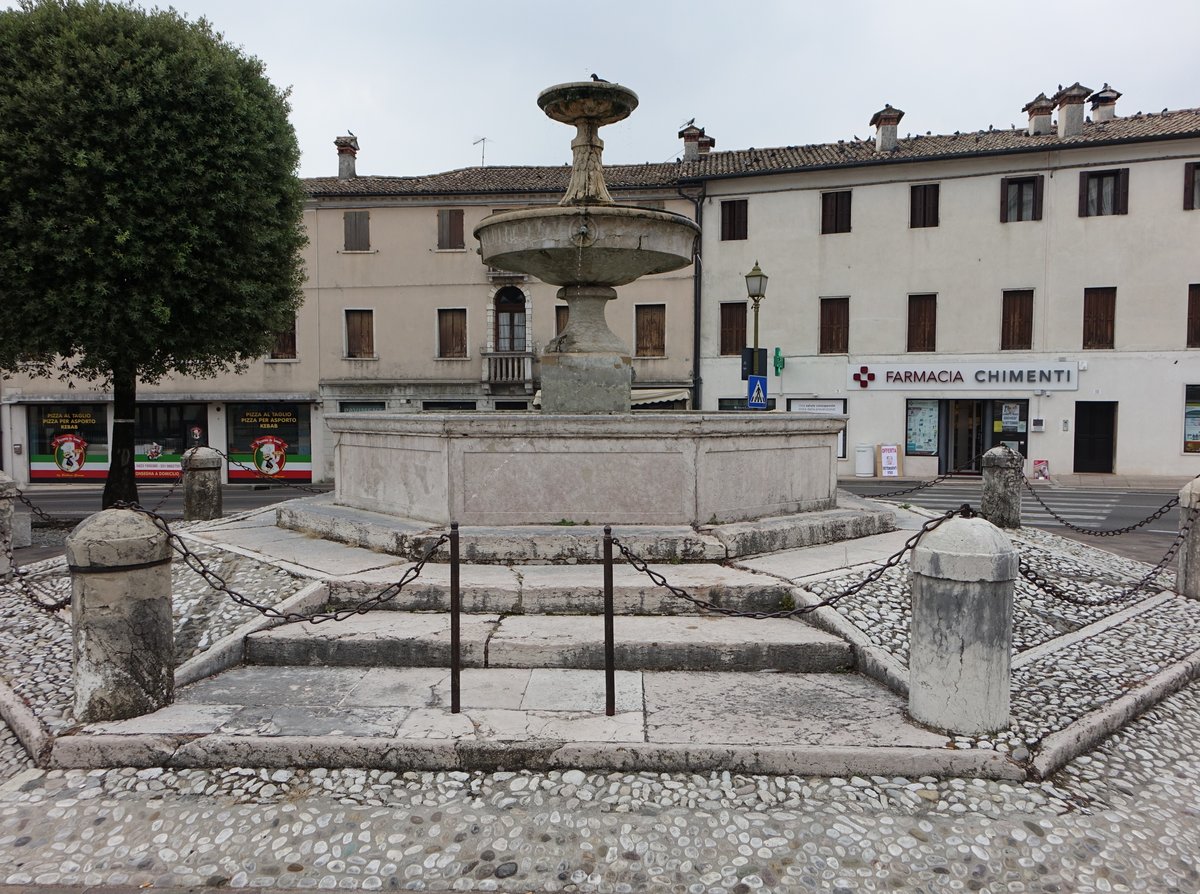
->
10, 0, 1200, 178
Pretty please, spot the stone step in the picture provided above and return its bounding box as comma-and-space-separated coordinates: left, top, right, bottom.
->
275, 494, 896, 564
328, 562, 793, 616
244, 612, 853, 673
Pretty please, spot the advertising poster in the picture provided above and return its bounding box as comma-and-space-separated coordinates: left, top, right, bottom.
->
879, 444, 901, 477
905, 399, 939, 455
1186, 386, 1200, 454
788, 398, 847, 457
28, 405, 110, 481
226, 403, 312, 482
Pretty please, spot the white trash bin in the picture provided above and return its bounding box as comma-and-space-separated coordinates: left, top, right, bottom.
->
855, 444, 875, 478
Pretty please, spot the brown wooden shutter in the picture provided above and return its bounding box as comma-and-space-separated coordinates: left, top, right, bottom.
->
819, 297, 849, 353
346, 309, 374, 357
1083, 288, 1116, 349
1001, 290, 1034, 350
1116, 168, 1130, 215
271, 316, 297, 359
1078, 172, 1090, 217
910, 186, 922, 228
437, 210, 465, 249
720, 200, 747, 240
999, 178, 1010, 223
635, 305, 666, 356
555, 305, 569, 335
1186, 163, 1198, 211
720, 303, 747, 354
907, 294, 936, 352
344, 211, 369, 250
838, 192, 851, 232
438, 309, 466, 358
1188, 284, 1200, 348
821, 193, 835, 234
450, 209, 464, 248
1032, 175, 1044, 221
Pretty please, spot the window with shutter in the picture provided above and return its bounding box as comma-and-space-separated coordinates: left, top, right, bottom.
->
1001, 290, 1034, 350
907, 294, 937, 352
494, 287, 526, 352
1000, 176, 1043, 222
437, 209, 465, 249
1186, 163, 1200, 211
1188, 284, 1200, 349
343, 211, 370, 251
910, 184, 939, 228
345, 309, 375, 358
1083, 288, 1116, 349
821, 191, 852, 234
720, 200, 748, 241
555, 305, 570, 336
1080, 169, 1129, 217
719, 302, 747, 355
437, 309, 467, 358
635, 304, 666, 357
269, 315, 297, 359
819, 297, 849, 354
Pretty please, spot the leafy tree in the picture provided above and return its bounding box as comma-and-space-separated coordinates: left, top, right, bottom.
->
0, 0, 306, 506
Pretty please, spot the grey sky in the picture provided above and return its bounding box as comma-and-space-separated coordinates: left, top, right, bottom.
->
10, 0, 1200, 178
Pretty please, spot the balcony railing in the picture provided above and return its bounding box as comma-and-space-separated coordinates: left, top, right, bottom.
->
481, 351, 535, 393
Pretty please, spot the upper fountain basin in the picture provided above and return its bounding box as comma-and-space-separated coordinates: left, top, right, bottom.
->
474, 205, 699, 287
537, 81, 638, 127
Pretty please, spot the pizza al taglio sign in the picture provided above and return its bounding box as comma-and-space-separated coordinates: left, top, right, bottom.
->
847, 361, 1080, 392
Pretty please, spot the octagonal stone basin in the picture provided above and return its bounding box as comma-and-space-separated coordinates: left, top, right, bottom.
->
474, 205, 700, 287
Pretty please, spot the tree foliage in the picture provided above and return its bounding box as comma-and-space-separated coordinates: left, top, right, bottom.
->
0, 0, 306, 503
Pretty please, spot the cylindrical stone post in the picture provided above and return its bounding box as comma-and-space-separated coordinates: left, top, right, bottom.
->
909, 516, 1017, 735
0, 471, 14, 582
981, 445, 1024, 529
1179, 480, 1200, 601
182, 446, 223, 521
67, 509, 174, 723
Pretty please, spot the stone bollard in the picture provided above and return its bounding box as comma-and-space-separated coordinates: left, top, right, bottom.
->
0, 471, 14, 581
182, 446, 223, 521
980, 445, 1024, 529
67, 509, 174, 722
909, 516, 1017, 736
1179, 479, 1200, 601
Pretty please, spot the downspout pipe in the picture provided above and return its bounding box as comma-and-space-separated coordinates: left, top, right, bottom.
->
678, 182, 706, 410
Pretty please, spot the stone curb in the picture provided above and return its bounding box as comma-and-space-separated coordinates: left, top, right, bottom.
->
1029, 645, 1200, 780
174, 580, 329, 688
0, 675, 51, 766
47, 731, 1024, 779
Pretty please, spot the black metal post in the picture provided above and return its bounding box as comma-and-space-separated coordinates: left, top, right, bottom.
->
450, 521, 461, 714
603, 525, 615, 717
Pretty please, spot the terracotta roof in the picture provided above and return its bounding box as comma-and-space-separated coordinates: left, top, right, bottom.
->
303, 108, 1200, 198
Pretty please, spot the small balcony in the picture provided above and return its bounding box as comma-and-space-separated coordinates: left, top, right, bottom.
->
481, 351, 536, 394
486, 266, 527, 283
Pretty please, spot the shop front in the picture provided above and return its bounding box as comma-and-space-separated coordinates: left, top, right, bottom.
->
134, 402, 209, 480
27, 403, 109, 482
225, 402, 313, 483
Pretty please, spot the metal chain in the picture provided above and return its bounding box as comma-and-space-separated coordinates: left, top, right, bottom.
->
150, 472, 187, 513
15, 491, 73, 528
612, 505, 974, 619
111, 501, 447, 625
1018, 506, 1196, 607
863, 454, 987, 499
210, 446, 327, 495
1021, 476, 1180, 537
2, 536, 71, 613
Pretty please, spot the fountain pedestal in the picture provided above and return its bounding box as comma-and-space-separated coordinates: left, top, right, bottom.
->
542, 286, 629, 414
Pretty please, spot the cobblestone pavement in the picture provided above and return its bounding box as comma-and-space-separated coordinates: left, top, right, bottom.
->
0, 681, 1196, 891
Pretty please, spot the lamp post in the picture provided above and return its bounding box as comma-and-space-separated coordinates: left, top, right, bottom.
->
745, 261, 768, 375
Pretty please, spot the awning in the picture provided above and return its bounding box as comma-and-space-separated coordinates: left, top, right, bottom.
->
630, 387, 692, 408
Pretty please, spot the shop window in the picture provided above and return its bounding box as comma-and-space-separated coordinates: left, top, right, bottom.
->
437, 308, 467, 358
720, 302, 747, 355
821, 190, 851, 234
1002, 290, 1034, 350
555, 305, 569, 336
1079, 169, 1129, 217
720, 199, 747, 241
907, 294, 936, 352
789, 398, 847, 457
635, 304, 666, 357
226, 403, 313, 482
718, 397, 777, 411
27, 404, 109, 482
495, 401, 529, 411
1184, 163, 1199, 211
269, 315, 297, 359
135, 403, 208, 480
437, 209, 465, 249
905, 399, 939, 456
1189, 284, 1200, 349
1001, 175, 1043, 222
1185, 385, 1200, 454
910, 184, 939, 228
1083, 287, 1116, 349
422, 400, 477, 411
344, 309, 375, 358
819, 297, 849, 354
343, 210, 369, 251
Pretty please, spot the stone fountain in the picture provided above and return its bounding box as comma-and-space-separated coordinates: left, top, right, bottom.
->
317, 81, 853, 532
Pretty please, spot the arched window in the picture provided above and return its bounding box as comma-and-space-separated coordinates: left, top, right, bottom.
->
494, 287, 526, 352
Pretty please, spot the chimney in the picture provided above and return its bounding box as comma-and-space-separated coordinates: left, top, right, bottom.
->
1089, 83, 1122, 122
334, 134, 359, 179
1052, 82, 1091, 138
869, 104, 904, 152
678, 123, 714, 161
1022, 93, 1055, 136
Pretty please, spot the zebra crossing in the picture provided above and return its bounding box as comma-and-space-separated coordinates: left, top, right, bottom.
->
864, 480, 1121, 529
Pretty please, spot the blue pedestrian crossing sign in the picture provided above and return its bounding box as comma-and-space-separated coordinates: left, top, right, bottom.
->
747, 375, 768, 409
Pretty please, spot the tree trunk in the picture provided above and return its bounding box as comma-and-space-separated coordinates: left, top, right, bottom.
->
102, 366, 139, 508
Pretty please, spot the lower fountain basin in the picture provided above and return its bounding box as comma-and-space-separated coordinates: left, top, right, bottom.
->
474, 205, 700, 287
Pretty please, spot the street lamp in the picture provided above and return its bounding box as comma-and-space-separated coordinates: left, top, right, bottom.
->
745, 261, 768, 375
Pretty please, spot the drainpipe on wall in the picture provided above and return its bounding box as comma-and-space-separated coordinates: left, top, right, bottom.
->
678, 183, 706, 410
